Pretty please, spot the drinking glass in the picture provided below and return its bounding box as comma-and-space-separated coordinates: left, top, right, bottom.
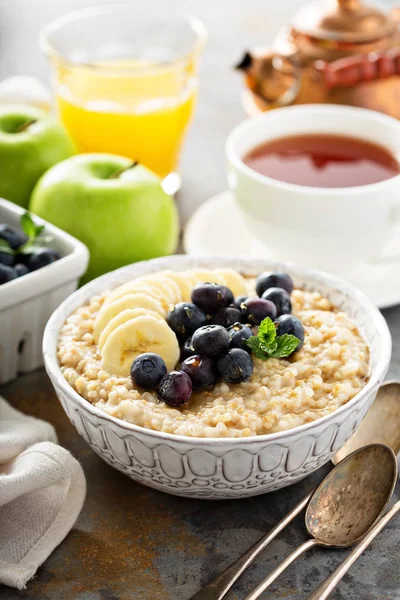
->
40, 4, 206, 186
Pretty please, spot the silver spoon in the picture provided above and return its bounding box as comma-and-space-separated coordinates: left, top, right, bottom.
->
190, 380, 400, 600
307, 381, 400, 600
245, 443, 398, 600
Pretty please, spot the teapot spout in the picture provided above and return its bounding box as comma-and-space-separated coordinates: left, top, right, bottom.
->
235, 51, 253, 71
235, 51, 301, 108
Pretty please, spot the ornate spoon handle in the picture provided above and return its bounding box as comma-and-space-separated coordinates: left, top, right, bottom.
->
190, 489, 313, 600
307, 500, 400, 600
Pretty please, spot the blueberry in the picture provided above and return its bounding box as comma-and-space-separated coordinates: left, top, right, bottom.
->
130, 352, 167, 389
255, 272, 293, 297
240, 297, 277, 325
191, 283, 234, 313
262, 287, 292, 317
275, 314, 305, 350
234, 295, 248, 310
157, 371, 192, 407
0, 264, 17, 285
25, 248, 60, 271
228, 322, 253, 353
0, 251, 14, 267
211, 306, 242, 328
167, 302, 207, 339
180, 355, 218, 390
0, 224, 28, 250
192, 325, 231, 359
14, 263, 29, 277
180, 337, 196, 361
217, 348, 253, 384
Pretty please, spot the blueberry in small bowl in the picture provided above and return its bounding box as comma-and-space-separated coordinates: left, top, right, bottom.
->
0, 211, 62, 285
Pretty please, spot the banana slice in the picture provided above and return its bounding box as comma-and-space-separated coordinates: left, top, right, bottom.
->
189, 268, 248, 297
101, 315, 180, 376
214, 269, 248, 297
105, 282, 165, 306
161, 270, 194, 302
138, 274, 182, 305
94, 293, 165, 342
98, 308, 164, 351
182, 271, 201, 295
191, 269, 222, 286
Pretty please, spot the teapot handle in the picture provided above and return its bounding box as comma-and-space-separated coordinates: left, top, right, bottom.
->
315, 48, 400, 89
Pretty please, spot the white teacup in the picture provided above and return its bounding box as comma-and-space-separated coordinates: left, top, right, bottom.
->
226, 104, 400, 275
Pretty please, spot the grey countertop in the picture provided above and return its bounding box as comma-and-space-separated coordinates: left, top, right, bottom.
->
0, 1, 399, 598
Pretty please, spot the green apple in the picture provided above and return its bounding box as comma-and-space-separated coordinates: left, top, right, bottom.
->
0, 104, 76, 208
30, 154, 180, 283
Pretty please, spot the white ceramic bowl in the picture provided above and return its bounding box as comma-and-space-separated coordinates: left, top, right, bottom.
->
43, 256, 391, 499
0, 198, 89, 384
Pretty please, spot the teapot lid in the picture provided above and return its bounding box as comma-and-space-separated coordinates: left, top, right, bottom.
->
291, 0, 396, 44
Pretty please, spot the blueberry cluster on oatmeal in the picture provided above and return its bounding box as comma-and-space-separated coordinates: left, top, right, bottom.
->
58, 268, 369, 438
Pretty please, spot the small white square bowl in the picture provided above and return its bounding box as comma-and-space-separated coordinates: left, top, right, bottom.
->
0, 197, 89, 384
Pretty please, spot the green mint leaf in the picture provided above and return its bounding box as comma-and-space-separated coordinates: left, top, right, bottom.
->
20, 212, 44, 241
20, 212, 36, 239
260, 338, 277, 354
245, 336, 269, 360
269, 334, 300, 358
0, 239, 14, 254
257, 317, 277, 350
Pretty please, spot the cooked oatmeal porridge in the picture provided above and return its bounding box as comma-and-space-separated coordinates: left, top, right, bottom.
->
58, 269, 369, 438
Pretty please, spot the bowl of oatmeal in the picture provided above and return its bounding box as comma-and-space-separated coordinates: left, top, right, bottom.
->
43, 256, 391, 499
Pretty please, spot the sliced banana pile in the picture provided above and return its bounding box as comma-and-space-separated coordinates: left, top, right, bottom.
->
101, 315, 180, 377
94, 268, 248, 377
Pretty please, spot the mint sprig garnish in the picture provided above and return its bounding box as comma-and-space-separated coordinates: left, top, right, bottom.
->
0, 212, 52, 258
20, 212, 45, 241
245, 317, 300, 360
18, 212, 53, 254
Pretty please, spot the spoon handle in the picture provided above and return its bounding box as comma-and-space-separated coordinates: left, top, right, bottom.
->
244, 538, 319, 600
189, 489, 314, 600
307, 499, 400, 600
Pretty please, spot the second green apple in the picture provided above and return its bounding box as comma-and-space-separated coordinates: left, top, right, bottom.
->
0, 104, 76, 207
30, 154, 179, 283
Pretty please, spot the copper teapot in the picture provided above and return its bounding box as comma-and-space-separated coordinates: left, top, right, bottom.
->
236, 0, 400, 118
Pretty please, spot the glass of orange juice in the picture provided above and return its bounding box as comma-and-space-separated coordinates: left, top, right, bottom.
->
40, 5, 206, 186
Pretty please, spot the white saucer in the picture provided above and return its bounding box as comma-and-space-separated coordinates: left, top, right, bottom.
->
184, 190, 400, 309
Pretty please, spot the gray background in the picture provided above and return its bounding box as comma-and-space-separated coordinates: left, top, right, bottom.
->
0, 1, 399, 599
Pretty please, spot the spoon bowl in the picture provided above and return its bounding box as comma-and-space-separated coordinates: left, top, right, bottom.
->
306, 444, 398, 547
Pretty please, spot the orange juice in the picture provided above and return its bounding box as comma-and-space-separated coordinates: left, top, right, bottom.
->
55, 59, 197, 177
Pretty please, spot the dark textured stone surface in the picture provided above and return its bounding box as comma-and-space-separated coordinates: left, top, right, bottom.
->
0, 0, 399, 598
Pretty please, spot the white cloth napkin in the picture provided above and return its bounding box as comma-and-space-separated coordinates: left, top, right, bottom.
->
0, 396, 86, 589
